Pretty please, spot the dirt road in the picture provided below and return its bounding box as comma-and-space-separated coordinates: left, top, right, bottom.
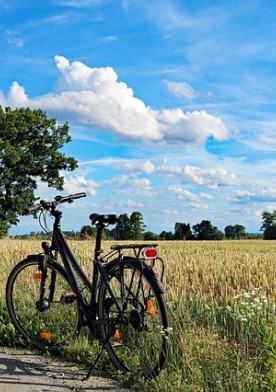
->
0, 348, 122, 391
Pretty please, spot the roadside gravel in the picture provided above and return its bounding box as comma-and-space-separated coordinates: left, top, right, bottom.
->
0, 347, 124, 392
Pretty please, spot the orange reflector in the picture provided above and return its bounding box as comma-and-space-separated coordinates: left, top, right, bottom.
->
65, 291, 75, 297
114, 329, 121, 340
33, 272, 42, 280
143, 247, 158, 259
147, 299, 156, 316
40, 332, 52, 340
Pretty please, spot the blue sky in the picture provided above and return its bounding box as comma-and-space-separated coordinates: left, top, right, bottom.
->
1, 0, 276, 235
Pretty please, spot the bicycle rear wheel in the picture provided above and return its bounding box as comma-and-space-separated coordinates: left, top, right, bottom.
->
98, 257, 169, 379
6, 257, 80, 350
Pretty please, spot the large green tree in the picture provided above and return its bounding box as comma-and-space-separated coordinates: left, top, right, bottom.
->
193, 220, 224, 240
224, 224, 246, 239
261, 211, 276, 239
0, 106, 78, 236
114, 213, 131, 240
174, 222, 192, 240
130, 211, 145, 240
114, 212, 145, 240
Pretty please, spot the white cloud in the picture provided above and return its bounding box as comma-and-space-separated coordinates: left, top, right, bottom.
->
63, 175, 98, 196
164, 80, 197, 99
234, 188, 276, 203
1, 56, 228, 146
157, 109, 228, 144
108, 175, 156, 196
112, 199, 145, 209
158, 164, 238, 188
168, 186, 200, 202
116, 160, 155, 174
80, 157, 155, 175
8, 82, 29, 106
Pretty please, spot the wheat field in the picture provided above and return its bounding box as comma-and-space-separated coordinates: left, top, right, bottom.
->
0, 239, 275, 391
1, 239, 275, 298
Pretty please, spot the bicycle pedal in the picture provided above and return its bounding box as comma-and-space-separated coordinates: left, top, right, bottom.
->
112, 341, 123, 348
61, 292, 77, 304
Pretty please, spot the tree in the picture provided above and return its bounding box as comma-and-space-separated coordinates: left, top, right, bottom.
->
174, 222, 192, 240
159, 230, 174, 240
130, 211, 145, 240
234, 224, 246, 239
114, 213, 131, 240
80, 225, 95, 239
193, 220, 224, 240
0, 106, 78, 236
224, 224, 245, 239
224, 225, 236, 239
144, 231, 159, 241
261, 211, 276, 239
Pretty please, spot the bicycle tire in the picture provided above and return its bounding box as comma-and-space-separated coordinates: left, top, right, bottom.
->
98, 257, 169, 379
6, 257, 80, 350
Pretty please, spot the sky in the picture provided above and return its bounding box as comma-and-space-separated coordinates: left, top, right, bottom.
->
1, 0, 276, 236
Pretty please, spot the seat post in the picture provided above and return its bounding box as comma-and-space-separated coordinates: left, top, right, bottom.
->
94, 223, 104, 259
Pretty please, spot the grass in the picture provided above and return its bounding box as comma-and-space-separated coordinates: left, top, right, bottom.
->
0, 239, 275, 391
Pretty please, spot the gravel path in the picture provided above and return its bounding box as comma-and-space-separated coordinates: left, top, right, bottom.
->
0, 348, 123, 392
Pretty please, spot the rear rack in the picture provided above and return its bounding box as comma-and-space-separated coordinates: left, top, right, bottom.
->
103, 243, 165, 283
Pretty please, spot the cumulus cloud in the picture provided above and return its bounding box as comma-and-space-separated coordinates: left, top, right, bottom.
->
234, 188, 276, 203
168, 187, 200, 202
1, 55, 228, 145
108, 175, 156, 196
63, 175, 98, 196
159, 164, 238, 188
80, 157, 155, 174
115, 160, 155, 174
164, 80, 197, 99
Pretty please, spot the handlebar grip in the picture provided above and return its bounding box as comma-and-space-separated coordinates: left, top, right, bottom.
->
57, 192, 86, 203
24, 204, 41, 214
71, 192, 86, 199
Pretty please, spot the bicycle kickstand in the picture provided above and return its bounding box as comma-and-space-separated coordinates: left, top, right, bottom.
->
82, 336, 110, 381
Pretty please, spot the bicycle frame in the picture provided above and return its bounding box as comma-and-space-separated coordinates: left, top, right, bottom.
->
40, 208, 123, 330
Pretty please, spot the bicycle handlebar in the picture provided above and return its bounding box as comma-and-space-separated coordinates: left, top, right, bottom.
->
24, 192, 86, 214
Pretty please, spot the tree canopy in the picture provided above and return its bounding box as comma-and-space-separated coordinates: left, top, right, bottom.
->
224, 224, 246, 239
174, 222, 192, 240
113, 212, 145, 240
261, 211, 276, 239
0, 106, 78, 236
193, 220, 224, 240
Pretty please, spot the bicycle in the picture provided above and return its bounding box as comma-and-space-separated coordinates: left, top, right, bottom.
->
6, 192, 170, 379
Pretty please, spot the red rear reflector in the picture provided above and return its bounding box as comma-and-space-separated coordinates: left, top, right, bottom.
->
143, 247, 158, 259
33, 273, 42, 280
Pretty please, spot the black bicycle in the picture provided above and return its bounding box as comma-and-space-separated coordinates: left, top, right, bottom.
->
6, 192, 169, 379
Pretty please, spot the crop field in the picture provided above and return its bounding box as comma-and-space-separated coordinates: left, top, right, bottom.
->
0, 239, 275, 391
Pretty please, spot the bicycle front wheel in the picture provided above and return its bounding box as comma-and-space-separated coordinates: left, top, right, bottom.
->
6, 257, 80, 350
98, 257, 169, 379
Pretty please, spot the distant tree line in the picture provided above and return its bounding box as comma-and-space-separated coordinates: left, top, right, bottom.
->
11, 210, 276, 241
80, 213, 249, 241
